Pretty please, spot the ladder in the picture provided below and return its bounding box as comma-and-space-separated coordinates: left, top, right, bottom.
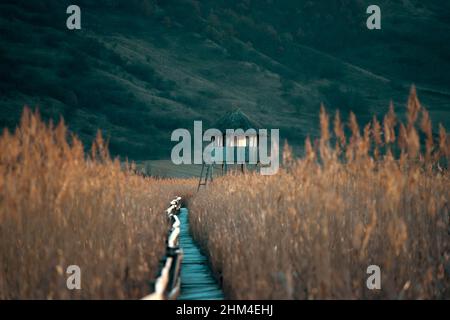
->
197, 162, 213, 191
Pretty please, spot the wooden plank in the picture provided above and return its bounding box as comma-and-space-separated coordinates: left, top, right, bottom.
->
177, 208, 224, 300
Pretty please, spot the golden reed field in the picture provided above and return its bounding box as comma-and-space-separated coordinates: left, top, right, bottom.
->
0, 88, 449, 300
0, 108, 194, 299
190, 89, 450, 299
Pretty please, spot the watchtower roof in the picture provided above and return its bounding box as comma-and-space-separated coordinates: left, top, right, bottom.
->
213, 109, 262, 132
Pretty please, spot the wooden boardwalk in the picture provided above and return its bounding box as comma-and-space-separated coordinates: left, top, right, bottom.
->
177, 208, 224, 300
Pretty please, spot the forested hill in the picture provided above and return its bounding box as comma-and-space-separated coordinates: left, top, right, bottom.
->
1, 0, 449, 159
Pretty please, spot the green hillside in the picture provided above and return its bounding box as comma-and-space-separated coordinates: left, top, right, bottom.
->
1, 0, 449, 159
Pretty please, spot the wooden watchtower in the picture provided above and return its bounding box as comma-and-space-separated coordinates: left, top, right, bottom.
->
198, 109, 263, 190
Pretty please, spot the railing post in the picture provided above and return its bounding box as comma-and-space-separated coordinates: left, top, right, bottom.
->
141, 196, 183, 300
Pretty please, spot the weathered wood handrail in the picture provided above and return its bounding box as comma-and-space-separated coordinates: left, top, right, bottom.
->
142, 196, 183, 300
168, 226, 180, 248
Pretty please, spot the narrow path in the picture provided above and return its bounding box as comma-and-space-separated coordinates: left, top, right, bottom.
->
177, 208, 224, 300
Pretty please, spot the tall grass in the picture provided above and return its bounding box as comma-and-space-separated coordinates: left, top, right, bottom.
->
190, 88, 450, 299
0, 108, 195, 299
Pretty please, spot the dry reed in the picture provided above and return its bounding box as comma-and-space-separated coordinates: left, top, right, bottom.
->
190, 88, 450, 299
0, 108, 195, 299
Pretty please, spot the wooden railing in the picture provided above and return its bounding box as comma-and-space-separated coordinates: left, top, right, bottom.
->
142, 196, 183, 300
